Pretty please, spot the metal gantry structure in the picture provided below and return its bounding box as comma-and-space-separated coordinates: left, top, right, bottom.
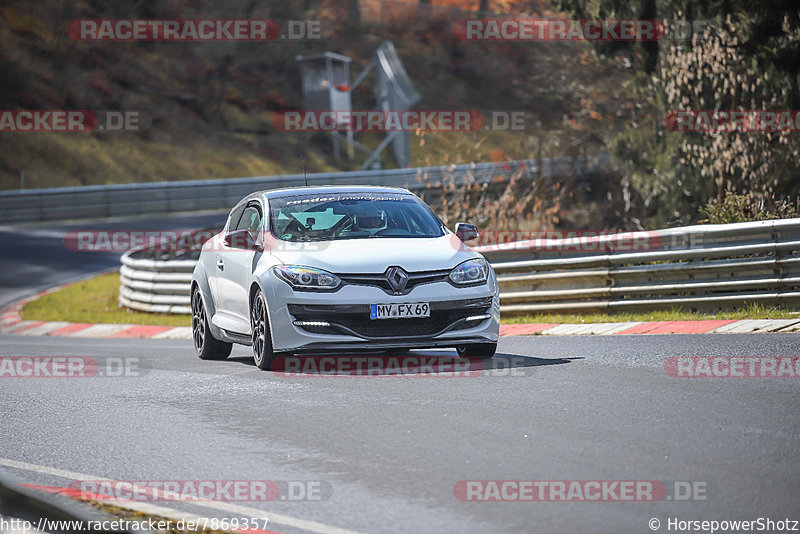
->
296, 41, 420, 170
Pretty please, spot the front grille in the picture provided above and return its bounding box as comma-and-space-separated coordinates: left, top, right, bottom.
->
289, 298, 492, 339
339, 269, 451, 295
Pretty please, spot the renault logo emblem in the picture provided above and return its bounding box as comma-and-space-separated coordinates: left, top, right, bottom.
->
385, 267, 409, 293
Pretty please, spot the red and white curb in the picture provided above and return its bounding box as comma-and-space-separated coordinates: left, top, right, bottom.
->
500, 318, 800, 336
0, 457, 348, 534
0, 286, 191, 340
2, 286, 799, 339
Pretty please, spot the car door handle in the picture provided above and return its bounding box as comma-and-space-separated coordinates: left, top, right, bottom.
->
217, 259, 224, 270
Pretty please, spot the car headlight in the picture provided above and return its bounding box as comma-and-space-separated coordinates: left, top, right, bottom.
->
449, 258, 488, 285
272, 265, 341, 290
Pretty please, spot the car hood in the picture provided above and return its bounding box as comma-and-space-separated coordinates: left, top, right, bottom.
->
266, 234, 479, 273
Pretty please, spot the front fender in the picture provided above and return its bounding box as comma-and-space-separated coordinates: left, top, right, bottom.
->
252, 260, 283, 349
192, 260, 223, 339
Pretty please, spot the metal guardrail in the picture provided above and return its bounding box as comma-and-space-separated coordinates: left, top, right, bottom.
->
0, 155, 607, 223
479, 218, 800, 313
119, 252, 195, 314
119, 218, 800, 315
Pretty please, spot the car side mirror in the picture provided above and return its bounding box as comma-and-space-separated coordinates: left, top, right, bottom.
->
224, 229, 261, 251
455, 222, 479, 242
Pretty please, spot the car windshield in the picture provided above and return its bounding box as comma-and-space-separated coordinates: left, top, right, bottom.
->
269, 192, 445, 242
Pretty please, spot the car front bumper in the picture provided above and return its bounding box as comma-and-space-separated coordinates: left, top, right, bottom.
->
264, 274, 500, 353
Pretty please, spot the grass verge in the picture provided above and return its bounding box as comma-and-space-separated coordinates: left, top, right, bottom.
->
19, 272, 800, 327
20, 272, 190, 327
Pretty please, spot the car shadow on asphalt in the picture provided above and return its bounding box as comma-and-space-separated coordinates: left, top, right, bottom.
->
226, 350, 579, 376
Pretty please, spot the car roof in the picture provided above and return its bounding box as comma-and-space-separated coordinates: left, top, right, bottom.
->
246, 185, 415, 201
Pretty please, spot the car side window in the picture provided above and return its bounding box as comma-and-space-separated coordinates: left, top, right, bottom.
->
236, 204, 262, 235
227, 204, 246, 231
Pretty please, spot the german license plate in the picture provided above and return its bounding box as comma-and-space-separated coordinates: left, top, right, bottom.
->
370, 302, 430, 320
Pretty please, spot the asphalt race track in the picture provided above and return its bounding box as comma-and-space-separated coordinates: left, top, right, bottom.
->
1, 216, 799, 533
0, 212, 227, 309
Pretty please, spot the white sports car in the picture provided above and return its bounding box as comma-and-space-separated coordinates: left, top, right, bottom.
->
191, 186, 500, 370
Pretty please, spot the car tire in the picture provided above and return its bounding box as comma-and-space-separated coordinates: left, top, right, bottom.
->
457, 342, 496, 359
250, 289, 276, 370
192, 286, 233, 360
